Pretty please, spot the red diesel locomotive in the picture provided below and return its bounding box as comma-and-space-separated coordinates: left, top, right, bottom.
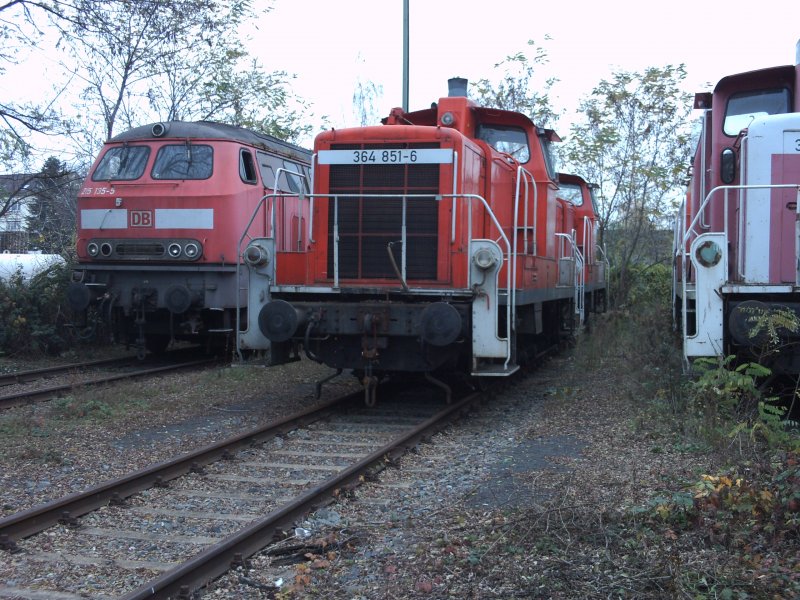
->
554, 171, 608, 319
674, 44, 800, 372
67, 121, 311, 356
238, 79, 607, 402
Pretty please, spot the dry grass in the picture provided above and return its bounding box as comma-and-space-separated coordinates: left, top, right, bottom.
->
278, 309, 799, 599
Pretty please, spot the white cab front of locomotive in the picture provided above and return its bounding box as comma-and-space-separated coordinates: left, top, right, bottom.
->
742, 114, 800, 285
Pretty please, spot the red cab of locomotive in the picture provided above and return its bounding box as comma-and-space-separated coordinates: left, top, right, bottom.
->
674, 43, 800, 371
239, 80, 607, 398
68, 121, 311, 356
555, 172, 607, 309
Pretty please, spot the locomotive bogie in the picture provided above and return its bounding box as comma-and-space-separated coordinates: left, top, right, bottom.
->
725, 298, 800, 373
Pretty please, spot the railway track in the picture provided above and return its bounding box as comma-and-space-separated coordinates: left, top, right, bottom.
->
0, 354, 220, 410
0, 356, 138, 387
0, 385, 482, 599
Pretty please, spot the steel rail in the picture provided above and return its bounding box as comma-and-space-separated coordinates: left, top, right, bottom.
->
119, 389, 481, 600
0, 357, 219, 410
0, 355, 138, 387
0, 392, 358, 547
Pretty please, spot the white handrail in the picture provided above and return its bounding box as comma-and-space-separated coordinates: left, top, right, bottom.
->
241, 190, 516, 368
682, 183, 800, 251
512, 166, 537, 364
268, 167, 309, 243
235, 189, 309, 358
556, 231, 585, 322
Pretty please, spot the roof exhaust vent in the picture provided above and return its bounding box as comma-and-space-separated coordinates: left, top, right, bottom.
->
448, 77, 468, 98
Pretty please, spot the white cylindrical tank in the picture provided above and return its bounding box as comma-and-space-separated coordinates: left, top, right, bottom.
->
0, 252, 66, 281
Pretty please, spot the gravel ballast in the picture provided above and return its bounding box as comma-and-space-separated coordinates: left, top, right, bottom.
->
0, 336, 730, 598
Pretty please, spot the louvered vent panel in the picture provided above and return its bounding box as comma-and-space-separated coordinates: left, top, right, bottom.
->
327, 143, 439, 280
115, 242, 165, 257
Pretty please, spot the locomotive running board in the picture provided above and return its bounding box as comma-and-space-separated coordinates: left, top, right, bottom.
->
471, 363, 520, 377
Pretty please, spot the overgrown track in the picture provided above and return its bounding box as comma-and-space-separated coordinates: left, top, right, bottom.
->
0, 356, 138, 387
0, 354, 220, 410
0, 386, 484, 599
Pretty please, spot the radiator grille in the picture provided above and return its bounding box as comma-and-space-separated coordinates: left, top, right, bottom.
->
115, 242, 166, 257
327, 143, 439, 280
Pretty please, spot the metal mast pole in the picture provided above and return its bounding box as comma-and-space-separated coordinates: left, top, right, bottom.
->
402, 0, 409, 111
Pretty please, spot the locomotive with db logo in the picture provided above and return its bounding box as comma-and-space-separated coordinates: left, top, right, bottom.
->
68, 121, 311, 356
238, 79, 607, 403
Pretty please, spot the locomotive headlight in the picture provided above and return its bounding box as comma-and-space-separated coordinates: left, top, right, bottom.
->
184, 242, 200, 259
168, 242, 182, 258
100, 242, 113, 257
244, 243, 271, 267
87, 242, 99, 257
441, 111, 456, 127
473, 247, 497, 270
151, 122, 169, 137
696, 240, 722, 267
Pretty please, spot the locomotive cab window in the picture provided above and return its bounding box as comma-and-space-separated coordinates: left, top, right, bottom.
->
151, 144, 213, 180
255, 152, 309, 193
476, 124, 530, 162
257, 151, 278, 191
558, 183, 584, 206
92, 146, 150, 181
723, 88, 790, 136
281, 160, 308, 194
537, 129, 558, 181
240, 149, 257, 184
589, 185, 600, 215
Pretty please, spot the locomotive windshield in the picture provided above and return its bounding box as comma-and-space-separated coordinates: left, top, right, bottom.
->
92, 146, 150, 181
723, 88, 790, 136
476, 125, 530, 162
151, 144, 213, 179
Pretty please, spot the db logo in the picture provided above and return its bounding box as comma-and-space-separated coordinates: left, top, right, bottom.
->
130, 210, 153, 227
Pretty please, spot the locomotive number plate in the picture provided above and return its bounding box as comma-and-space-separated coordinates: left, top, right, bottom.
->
318, 149, 454, 165
785, 131, 800, 153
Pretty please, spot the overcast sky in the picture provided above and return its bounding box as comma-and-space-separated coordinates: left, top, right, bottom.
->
2, 0, 798, 158
256, 0, 800, 143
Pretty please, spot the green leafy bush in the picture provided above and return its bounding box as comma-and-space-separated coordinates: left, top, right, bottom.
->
626, 262, 672, 308
0, 261, 71, 356
689, 357, 799, 453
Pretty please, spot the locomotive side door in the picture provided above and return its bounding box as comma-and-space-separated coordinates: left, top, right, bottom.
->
780, 129, 800, 283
